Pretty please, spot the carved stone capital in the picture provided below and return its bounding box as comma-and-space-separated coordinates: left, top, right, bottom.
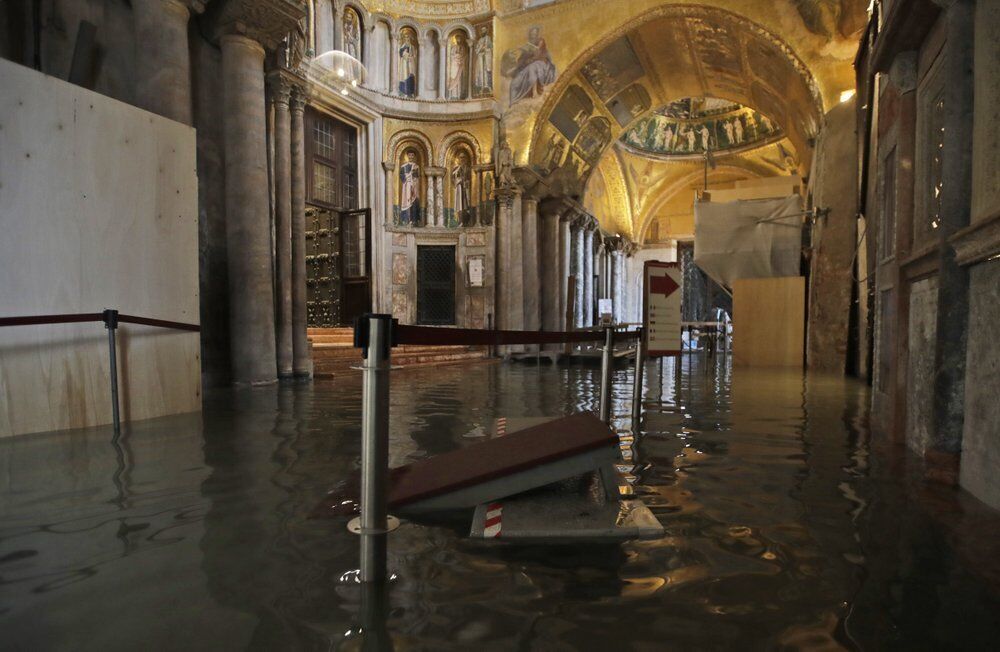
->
267, 73, 292, 106
382, 161, 396, 172
289, 84, 307, 112
495, 185, 521, 210
208, 0, 306, 50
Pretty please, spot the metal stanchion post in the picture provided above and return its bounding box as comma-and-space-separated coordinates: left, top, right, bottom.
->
599, 327, 614, 424
351, 314, 398, 583
631, 330, 645, 430
103, 309, 121, 433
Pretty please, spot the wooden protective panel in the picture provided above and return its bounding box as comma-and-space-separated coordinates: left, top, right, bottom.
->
732, 277, 805, 367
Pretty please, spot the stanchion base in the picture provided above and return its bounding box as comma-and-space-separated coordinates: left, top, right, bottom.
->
348, 516, 401, 535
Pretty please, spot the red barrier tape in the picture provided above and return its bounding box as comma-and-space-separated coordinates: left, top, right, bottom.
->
394, 324, 640, 347
0, 313, 104, 327
0, 313, 200, 332
118, 314, 201, 332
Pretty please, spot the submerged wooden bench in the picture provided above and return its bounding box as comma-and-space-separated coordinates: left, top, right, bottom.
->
313, 412, 619, 517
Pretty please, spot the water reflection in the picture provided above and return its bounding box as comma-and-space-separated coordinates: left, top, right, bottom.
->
2, 358, 999, 649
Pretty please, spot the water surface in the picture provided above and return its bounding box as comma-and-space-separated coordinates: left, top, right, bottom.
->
2, 356, 999, 650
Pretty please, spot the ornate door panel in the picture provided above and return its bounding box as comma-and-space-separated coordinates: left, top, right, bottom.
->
306, 207, 341, 327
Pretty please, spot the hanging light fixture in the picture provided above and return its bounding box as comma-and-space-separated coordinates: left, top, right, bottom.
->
314, 50, 367, 97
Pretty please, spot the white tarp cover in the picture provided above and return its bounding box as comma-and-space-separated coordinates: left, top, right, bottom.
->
693, 195, 803, 288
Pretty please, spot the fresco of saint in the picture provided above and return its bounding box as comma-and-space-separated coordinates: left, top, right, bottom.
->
399, 150, 421, 225
398, 30, 417, 97
474, 26, 493, 95
447, 34, 468, 100
451, 152, 471, 226
343, 9, 360, 60
502, 26, 557, 106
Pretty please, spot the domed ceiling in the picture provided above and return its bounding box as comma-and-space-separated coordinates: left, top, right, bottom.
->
620, 97, 783, 160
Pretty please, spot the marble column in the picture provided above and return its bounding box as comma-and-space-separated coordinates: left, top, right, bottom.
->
616, 251, 626, 324
521, 198, 541, 335
558, 214, 572, 331
435, 174, 445, 226
610, 248, 619, 323
496, 187, 524, 336
331, 3, 342, 52
221, 34, 276, 385
426, 169, 437, 226
291, 88, 310, 377
443, 35, 451, 100
583, 224, 595, 327
383, 162, 396, 226
270, 78, 293, 377
389, 32, 399, 94
539, 204, 562, 331
133, 0, 192, 125
574, 221, 585, 328
362, 25, 376, 85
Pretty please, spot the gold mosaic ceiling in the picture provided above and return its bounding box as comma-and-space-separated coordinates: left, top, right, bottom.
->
526, 7, 824, 193
620, 98, 785, 161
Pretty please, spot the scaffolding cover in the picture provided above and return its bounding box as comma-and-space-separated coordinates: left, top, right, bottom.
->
693, 195, 803, 288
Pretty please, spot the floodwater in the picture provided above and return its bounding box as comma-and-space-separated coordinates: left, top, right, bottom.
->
2, 356, 999, 651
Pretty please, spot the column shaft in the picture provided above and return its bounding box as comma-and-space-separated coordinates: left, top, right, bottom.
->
291, 91, 311, 377
583, 228, 594, 327
272, 82, 293, 376
133, 0, 192, 125
559, 217, 572, 331
574, 225, 585, 328
540, 209, 562, 331
497, 190, 524, 335
522, 198, 540, 334
222, 34, 276, 385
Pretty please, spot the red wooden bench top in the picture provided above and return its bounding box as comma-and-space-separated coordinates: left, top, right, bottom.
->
313, 412, 616, 517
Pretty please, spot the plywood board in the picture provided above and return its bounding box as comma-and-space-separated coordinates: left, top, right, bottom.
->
732, 277, 805, 368
0, 59, 200, 436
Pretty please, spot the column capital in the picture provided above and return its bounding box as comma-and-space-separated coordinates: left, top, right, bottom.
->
266, 73, 293, 106
289, 85, 307, 112
210, 0, 306, 50
495, 185, 522, 209
382, 161, 396, 172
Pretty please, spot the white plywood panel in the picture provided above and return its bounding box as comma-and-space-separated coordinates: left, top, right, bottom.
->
0, 58, 200, 436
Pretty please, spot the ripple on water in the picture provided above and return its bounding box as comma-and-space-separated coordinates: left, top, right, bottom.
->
1, 360, 1000, 649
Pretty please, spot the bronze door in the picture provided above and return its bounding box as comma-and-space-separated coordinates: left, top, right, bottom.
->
306, 207, 341, 327
340, 208, 371, 324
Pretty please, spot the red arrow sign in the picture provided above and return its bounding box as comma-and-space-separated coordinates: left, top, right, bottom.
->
650, 273, 680, 297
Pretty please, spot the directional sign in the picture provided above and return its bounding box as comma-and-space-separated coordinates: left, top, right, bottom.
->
643, 260, 682, 357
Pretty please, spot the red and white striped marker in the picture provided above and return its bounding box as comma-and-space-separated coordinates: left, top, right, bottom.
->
496, 417, 507, 437
483, 502, 503, 538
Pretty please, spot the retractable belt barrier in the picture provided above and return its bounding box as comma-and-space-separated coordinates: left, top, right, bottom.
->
393, 324, 639, 346
0, 310, 201, 433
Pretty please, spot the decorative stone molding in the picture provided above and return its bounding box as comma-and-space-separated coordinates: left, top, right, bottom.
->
385, 129, 435, 162
382, 160, 396, 172
436, 130, 484, 166
209, 0, 306, 50
949, 210, 1000, 267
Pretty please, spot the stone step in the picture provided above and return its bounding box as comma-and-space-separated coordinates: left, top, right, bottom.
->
312, 340, 489, 377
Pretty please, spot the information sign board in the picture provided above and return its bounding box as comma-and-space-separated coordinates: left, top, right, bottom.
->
643, 261, 682, 357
